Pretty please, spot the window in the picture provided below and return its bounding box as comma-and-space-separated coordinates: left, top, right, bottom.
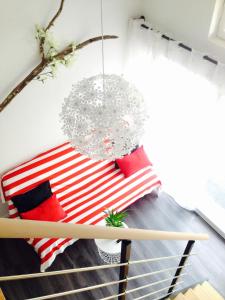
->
209, 0, 225, 47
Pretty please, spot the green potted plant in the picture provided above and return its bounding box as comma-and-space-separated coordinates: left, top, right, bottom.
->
104, 208, 128, 228
94, 208, 129, 264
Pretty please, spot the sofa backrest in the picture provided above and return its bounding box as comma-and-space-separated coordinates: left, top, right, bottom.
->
1, 142, 115, 218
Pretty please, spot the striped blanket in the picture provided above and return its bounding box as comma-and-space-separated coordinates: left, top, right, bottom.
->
1, 142, 161, 271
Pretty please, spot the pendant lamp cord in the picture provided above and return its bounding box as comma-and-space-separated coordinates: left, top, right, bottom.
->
100, 0, 105, 93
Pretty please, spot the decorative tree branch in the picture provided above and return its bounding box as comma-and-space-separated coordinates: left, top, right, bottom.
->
39, 37, 45, 59
0, 61, 47, 113
0, 0, 118, 113
45, 0, 65, 31
0, 35, 117, 113
55, 35, 117, 59
39, 0, 65, 60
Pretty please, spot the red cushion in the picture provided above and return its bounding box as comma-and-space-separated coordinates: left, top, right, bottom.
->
116, 146, 152, 178
20, 194, 67, 222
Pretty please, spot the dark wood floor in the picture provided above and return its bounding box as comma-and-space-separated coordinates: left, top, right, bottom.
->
0, 192, 225, 300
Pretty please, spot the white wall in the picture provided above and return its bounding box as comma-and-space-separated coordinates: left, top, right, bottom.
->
0, 0, 142, 216
2, 0, 223, 217
142, 0, 225, 62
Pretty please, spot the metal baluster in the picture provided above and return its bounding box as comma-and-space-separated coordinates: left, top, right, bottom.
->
161, 240, 195, 299
118, 240, 132, 300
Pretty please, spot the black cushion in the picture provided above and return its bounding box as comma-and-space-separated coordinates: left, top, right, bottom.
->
11, 181, 52, 213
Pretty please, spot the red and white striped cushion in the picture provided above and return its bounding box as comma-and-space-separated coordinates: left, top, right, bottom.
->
1, 142, 161, 271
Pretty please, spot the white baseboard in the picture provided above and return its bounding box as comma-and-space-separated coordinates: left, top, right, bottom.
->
197, 205, 225, 240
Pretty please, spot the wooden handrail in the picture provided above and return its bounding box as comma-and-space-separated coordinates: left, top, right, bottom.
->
0, 218, 208, 241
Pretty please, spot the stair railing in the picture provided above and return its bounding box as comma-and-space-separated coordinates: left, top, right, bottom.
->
0, 218, 208, 300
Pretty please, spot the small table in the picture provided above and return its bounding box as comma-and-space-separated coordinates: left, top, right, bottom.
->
94, 220, 125, 264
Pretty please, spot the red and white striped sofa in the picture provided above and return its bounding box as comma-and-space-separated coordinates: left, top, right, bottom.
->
1, 142, 161, 271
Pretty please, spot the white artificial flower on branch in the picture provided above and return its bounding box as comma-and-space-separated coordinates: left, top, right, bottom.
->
0, 0, 118, 112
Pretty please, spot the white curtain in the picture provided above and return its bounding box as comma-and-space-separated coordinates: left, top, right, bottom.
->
124, 20, 225, 210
